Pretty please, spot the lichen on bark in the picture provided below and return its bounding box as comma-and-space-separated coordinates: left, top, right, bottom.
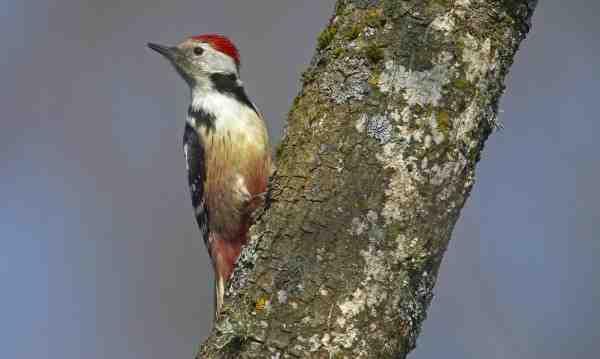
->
197, 1, 536, 358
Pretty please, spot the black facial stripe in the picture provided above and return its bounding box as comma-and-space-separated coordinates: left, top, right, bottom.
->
209, 73, 258, 114
188, 106, 216, 133
183, 123, 209, 245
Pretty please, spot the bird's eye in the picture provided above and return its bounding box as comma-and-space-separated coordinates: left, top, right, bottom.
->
193, 47, 204, 56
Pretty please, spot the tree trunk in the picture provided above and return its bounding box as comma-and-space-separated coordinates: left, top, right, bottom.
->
197, 0, 537, 357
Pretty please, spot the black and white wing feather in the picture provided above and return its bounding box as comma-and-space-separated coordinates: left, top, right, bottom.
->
183, 122, 209, 245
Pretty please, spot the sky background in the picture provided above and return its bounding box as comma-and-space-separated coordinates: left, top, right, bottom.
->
1, 1, 598, 358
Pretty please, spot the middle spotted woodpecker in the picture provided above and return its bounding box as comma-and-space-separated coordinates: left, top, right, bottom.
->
148, 34, 272, 319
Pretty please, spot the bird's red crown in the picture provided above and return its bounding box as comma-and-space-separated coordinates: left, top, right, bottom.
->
191, 34, 240, 66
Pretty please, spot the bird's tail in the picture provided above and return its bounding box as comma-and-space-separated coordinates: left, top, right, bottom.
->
214, 275, 226, 321
210, 232, 246, 321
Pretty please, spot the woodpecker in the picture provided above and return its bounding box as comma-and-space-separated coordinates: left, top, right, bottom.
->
148, 35, 272, 319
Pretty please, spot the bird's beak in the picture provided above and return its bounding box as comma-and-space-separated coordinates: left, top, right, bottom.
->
147, 42, 179, 61
147, 42, 194, 86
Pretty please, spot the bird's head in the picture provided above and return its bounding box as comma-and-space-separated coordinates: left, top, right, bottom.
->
148, 34, 240, 88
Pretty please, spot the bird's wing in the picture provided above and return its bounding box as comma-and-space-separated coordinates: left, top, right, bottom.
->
183, 122, 209, 246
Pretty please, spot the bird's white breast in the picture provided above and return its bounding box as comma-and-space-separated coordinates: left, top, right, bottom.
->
190, 91, 265, 144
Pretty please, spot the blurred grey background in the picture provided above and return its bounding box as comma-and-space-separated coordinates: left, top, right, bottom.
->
1, 1, 598, 358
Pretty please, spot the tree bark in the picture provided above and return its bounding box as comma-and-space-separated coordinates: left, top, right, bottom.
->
197, 0, 537, 357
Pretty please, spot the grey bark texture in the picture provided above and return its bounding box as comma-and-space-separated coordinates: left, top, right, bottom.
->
197, 0, 536, 357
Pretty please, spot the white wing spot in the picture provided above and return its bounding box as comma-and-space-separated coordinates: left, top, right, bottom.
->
183, 144, 189, 171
